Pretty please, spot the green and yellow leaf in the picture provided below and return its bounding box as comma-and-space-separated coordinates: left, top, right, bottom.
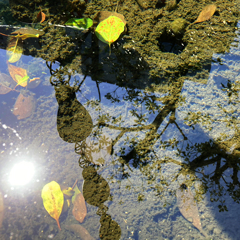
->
95, 16, 125, 47
65, 18, 93, 30
41, 181, 64, 230
8, 64, 28, 88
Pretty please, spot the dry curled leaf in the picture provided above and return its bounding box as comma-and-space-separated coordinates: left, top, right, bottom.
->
37, 7, 46, 23
194, 4, 216, 24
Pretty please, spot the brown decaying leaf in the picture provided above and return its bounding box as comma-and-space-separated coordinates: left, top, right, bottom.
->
13, 93, 36, 120
72, 193, 87, 223
8, 64, 28, 87
0, 191, 4, 228
194, 4, 216, 24
0, 73, 15, 94
37, 8, 46, 23
65, 224, 95, 240
176, 184, 208, 237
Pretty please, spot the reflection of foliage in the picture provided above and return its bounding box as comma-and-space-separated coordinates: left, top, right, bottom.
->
221, 79, 240, 104
75, 70, 240, 212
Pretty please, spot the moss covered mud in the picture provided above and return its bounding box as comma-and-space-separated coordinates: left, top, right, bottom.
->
0, 0, 240, 239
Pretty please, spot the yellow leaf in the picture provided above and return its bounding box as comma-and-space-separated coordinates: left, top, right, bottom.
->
194, 4, 216, 24
62, 187, 75, 197
6, 38, 23, 63
41, 181, 64, 230
95, 16, 125, 48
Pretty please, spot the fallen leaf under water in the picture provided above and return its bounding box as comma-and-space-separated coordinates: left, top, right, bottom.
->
41, 181, 64, 230
0, 73, 15, 94
13, 92, 36, 119
72, 193, 87, 223
176, 184, 209, 237
65, 224, 95, 240
8, 64, 28, 88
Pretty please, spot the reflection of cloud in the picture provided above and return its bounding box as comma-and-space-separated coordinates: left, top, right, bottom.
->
9, 161, 35, 186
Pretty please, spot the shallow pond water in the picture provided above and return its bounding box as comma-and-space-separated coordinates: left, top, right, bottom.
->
0, 0, 240, 239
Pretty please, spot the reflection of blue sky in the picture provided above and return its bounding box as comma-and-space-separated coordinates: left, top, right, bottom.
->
0, 22, 239, 239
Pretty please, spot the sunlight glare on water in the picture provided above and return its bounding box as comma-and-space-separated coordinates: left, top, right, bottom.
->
9, 161, 35, 186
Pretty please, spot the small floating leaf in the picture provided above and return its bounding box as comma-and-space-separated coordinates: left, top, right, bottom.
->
11, 27, 44, 40
95, 16, 125, 47
65, 18, 93, 30
37, 7, 46, 23
194, 4, 216, 24
41, 181, 64, 230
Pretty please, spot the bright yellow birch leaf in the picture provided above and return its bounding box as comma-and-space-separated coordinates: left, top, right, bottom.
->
41, 181, 64, 230
95, 15, 125, 49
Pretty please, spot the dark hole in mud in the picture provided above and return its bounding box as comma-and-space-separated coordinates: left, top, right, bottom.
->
156, 0, 182, 9
158, 33, 186, 54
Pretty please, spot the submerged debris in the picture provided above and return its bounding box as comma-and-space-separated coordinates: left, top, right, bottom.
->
65, 224, 95, 240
